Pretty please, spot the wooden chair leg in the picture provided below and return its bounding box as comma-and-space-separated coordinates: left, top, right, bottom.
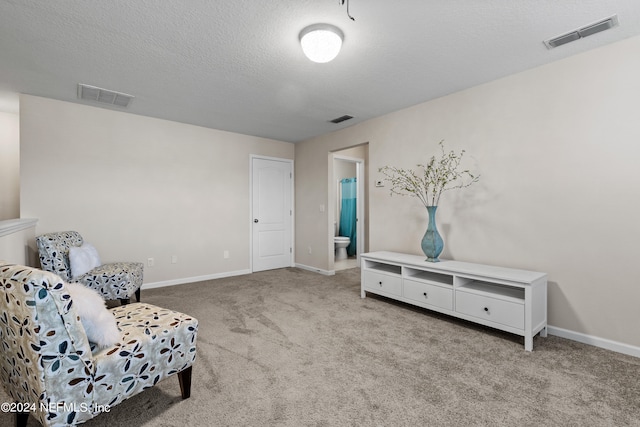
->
135, 287, 141, 302
15, 411, 29, 427
119, 298, 130, 305
178, 366, 193, 399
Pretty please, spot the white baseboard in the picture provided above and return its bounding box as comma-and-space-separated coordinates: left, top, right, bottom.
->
295, 263, 335, 276
141, 269, 252, 290
548, 325, 640, 358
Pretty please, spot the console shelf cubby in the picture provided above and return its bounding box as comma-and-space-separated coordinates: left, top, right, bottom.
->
361, 251, 547, 351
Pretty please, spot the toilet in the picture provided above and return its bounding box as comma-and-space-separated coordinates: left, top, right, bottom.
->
334, 236, 351, 260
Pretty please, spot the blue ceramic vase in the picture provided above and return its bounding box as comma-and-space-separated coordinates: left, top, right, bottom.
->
421, 206, 443, 262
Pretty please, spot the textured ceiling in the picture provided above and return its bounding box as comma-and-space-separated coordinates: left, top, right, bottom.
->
1, 1, 640, 143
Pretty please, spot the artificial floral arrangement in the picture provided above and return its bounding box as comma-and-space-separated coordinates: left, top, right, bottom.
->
379, 140, 480, 262
378, 140, 479, 207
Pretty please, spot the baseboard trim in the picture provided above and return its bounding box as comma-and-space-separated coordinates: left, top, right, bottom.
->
295, 263, 335, 276
142, 269, 252, 290
548, 326, 640, 358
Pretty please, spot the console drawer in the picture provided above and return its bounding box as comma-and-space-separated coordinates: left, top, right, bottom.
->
363, 270, 402, 297
455, 291, 524, 330
403, 279, 453, 310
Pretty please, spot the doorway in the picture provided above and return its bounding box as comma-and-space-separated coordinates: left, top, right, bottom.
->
330, 145, 367, 272
250, 155, 294, 272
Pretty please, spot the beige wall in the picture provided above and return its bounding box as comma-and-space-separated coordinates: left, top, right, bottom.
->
0, 111, 20, 220
20, 95, 294, 284
295, 35, 640, 348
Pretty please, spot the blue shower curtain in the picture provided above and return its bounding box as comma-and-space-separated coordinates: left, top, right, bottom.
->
339, 177, 357, 257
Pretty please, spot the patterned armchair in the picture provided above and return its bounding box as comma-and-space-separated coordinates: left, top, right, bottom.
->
0, 262, 198, 427
36, 231, 143, 304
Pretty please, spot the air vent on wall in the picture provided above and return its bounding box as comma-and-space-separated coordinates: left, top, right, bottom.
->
77, 84, 134, 108
544, 15, 619, 49
329, 115, 353, 124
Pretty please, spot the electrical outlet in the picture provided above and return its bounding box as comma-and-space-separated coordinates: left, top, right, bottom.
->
308, 246, 312, 254
147, 257, 154, 267
171, 255, 178, 264
223, 250, 229, 259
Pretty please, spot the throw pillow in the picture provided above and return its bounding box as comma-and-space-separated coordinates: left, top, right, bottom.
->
65, 282, 120, 348
69, 243, 101, 278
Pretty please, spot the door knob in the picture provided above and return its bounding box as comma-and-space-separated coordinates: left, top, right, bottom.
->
254, 219, 259, 223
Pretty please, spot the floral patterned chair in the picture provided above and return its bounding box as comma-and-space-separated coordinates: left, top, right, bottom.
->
0, 262, 198, 427
36, 231, 143, 305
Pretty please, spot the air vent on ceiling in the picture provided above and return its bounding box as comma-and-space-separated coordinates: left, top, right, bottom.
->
544, 15, 619, 49
77, 84, 134, 108
329, 115, 353, 124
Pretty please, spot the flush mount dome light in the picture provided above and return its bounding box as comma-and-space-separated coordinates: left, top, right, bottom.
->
299, 23, 344, 63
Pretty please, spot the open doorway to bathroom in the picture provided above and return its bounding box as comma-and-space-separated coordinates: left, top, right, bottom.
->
330, 144, 368, 272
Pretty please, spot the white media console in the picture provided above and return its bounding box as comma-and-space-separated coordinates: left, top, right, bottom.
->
361, 251, 548, 351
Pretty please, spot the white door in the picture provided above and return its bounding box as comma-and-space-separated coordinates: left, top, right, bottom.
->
251, 157, 293, 272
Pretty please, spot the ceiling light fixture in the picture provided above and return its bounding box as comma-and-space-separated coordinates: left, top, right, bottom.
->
299, 24, 344, 63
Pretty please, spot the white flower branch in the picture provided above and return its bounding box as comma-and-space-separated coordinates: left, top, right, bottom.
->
379, 140, 479, 208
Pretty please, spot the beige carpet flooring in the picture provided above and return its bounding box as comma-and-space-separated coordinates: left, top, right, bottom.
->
2, 267, 639, 426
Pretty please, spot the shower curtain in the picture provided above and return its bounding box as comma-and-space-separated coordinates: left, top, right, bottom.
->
339, 177, 357, 257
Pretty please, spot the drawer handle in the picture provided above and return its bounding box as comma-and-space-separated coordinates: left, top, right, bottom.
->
379, 281, 383, 286
484, 307, 490, 313
423, 292, 428, 298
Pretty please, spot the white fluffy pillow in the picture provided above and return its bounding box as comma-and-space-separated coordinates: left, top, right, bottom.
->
64, 282, 120, 348
69, 243, 101, 278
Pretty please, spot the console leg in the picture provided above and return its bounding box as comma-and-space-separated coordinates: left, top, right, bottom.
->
525, 334, 533, 352
178, 366, 193, 399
